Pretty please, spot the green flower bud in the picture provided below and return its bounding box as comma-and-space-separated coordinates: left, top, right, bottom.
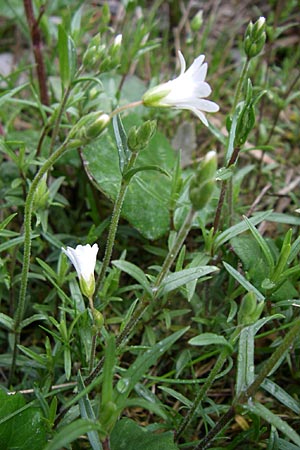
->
238, 292, 264, 326
33, 174, 49, 210
244, 17, 266, 58
189, 151, 217, 210
92, 309, 104, 329
70, 112, 110, 144
191, 10, 203, 32
127, 120, 157, 152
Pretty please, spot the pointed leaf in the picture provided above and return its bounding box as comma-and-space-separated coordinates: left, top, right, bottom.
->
44, 419, 102, 450
158, 266, 218, 296
112, 260, 152, 296
223, 261, 265, 301
113, 114, 131, 173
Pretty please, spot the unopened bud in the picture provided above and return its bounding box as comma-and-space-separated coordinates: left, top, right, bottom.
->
33, 174, 49, 210
238, 292, 264, 326
70, 112, 110, 143
79, 274, 95, 299
127, 120, 157, 152
244, 17, 266, 58
191, 10, 203, 32
92, 310, 104, 329
189, 151, 217, 210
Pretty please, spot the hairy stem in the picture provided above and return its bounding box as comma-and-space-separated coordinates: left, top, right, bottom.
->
95, 152, 138, 296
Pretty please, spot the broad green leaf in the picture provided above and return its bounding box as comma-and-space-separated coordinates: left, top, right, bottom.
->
78, 372, 103, 450
223, 261, 265, 301
83, 114, 176, 239
246, 402, 300, 446
44, 419, 102, 450
112, 260, 152, 296
0, 391, 47, 449
158, 266, 218, 296
110, 418, 179, 450
188, 333, 233, 352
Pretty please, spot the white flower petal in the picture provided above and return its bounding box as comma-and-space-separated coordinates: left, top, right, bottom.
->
62, 243, 98, 283
142, 51, 219, 126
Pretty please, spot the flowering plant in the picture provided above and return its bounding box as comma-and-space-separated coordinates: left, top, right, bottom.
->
62, 244, 99, 298
142, 51, 219, 126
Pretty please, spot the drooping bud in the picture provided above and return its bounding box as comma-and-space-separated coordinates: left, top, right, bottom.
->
127, 120, 157, 152
188, 150, 217, 210
244, 17, 266, 59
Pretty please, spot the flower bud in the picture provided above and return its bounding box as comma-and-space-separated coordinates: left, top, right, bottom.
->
189, 151, 217, 210
127, 120, 157, 152
92, 309, 104, 329
82, 34, 106, 71
70, 112, 110, 144
244, 17, 266, 58
191, 10, 203, 32
33, 174, 49, 210
238, 291, 264, 326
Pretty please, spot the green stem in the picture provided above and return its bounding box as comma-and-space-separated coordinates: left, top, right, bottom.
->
176, 327, 241, 440
9, 140, 71, 384
232, 58, 250, 111
95, 152, 139, 296
195, 316, 300, 450
88, 208, 195, 386
155, 208, 195, 288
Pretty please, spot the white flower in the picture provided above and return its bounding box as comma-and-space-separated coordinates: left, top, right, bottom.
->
62, 243, 99, 298
142, 51, 219, 126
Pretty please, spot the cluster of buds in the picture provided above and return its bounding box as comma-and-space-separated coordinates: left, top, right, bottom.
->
189, 150, 217, 210
83, 33, 122, 72
244, 17, 266, 59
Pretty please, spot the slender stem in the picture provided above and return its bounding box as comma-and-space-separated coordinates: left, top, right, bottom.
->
110, 101, 143, 118
89, 334, 97, 372
155, 208, 195, 287
194, 317, 300, 449
95, 152, 138, 296
9, 140, 71, 384
23, 0, 49, 106
232, 58, 250, 111
87, 208, 195, 386
175, 327, 241, 440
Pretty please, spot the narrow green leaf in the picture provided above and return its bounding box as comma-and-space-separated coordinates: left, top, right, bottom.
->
223, 261, 265, 301
78, 372, 103, 450
261, 378, 300, 414
277, 439, 300, 450
214, 210, 273, 249
115, 327, 189, 405
0, 212, 17, 230
236, 326, 255, 396
112, 260, 152, 296
0, 313, 14, 331
0, 234, 39, 252
44, 419, 102, 450
158, 266, 218, 296
58, 25, 77, 88
188, 333, 233, 352
243, 216, 274, 272
20, 313, 46, 329
246, 402, 300, 446
113, 114, 131, 173
102, 336, 116, 406
17, 345, 46, 366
